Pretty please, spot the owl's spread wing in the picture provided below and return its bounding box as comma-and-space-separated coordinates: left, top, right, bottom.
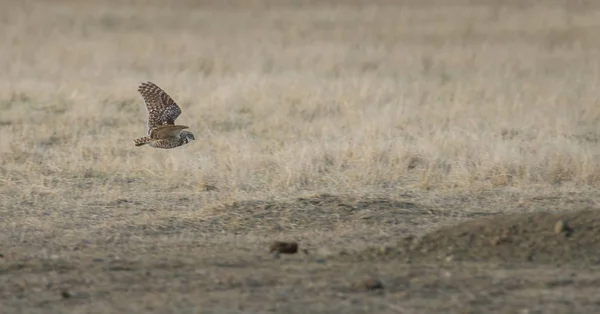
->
138, 81, 182, 134
149, 125, 189, 139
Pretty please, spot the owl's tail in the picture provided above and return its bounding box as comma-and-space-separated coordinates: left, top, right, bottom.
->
134, 136, 152, 146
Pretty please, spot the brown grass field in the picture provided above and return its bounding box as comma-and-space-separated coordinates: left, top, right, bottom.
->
3, 0, 600, 312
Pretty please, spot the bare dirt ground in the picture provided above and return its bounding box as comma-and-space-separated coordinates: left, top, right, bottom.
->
3, 0, 600, 313
4, 192, 600, 313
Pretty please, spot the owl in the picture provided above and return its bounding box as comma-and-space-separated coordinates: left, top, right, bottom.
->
133, 81, 195, 149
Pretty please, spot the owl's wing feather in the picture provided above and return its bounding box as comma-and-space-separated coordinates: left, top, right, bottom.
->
149, 125, 189, 139
138, 81, 182, 134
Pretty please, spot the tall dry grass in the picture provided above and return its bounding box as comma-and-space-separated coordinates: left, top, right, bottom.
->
2, 0, 600, 210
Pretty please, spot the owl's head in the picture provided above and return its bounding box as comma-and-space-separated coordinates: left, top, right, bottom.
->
181, 130, 195, 143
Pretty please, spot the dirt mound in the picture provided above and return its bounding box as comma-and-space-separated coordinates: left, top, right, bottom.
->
387, 208, 600, 266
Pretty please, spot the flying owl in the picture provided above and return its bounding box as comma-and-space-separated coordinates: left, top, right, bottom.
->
133, 81, 195, 149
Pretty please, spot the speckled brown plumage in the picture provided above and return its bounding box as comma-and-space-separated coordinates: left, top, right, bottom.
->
133, 82, 195, 149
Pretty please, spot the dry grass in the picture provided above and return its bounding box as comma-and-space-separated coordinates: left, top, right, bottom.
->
3, 0, 600, 312
2, 0, 600, 203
